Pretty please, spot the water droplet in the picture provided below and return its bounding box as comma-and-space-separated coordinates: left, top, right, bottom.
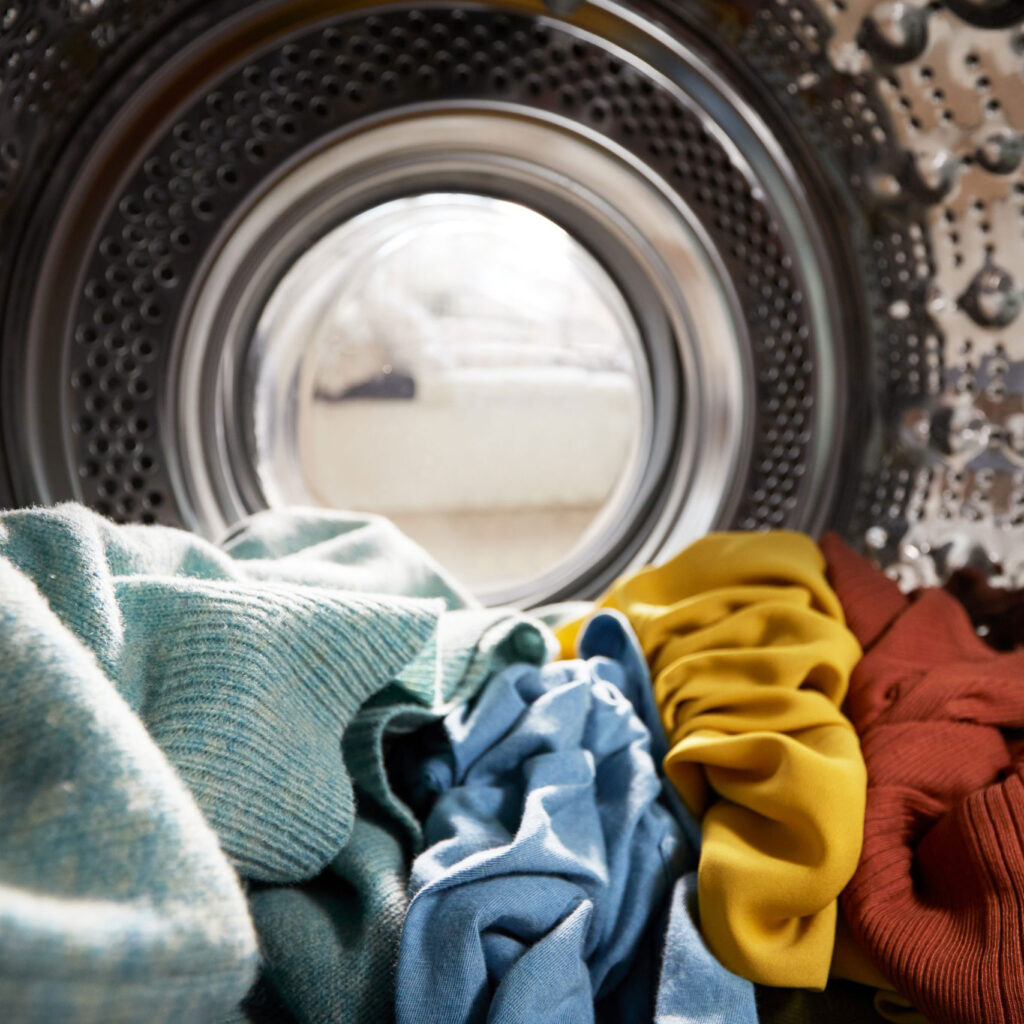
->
870, 172, 902, 198
866, 526, 888, 549
958, 262, 1022, 328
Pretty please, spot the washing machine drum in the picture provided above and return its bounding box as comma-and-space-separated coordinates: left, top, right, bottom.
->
0, 0, 1020, 604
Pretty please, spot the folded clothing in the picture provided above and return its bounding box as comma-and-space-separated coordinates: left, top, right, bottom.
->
396, 611, 684, 1024
823, 533, 1024, 1024
558, 532, 866, 988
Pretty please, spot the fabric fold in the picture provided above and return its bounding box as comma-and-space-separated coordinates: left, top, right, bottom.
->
0, 504, 443, 884
0, 556, 257, 1023
823, 532, 1024, 1024
396, 611, 682, 1024
558, 531, 865, 988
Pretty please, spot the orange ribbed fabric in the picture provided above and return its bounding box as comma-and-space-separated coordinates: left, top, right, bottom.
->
823, 533, 1024, 1024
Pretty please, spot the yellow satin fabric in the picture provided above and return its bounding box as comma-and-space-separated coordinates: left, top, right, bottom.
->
557, 532, 865, 988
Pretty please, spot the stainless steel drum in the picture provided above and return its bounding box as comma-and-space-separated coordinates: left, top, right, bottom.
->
1, 0, 1021, 602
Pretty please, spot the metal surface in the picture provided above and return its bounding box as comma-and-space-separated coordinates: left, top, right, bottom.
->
176, 107, 750, 602
2, 0, 1017, 596
818, 0, 1024, 586
0, 0, 854, 604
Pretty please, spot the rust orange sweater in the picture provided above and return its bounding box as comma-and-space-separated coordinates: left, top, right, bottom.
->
823, 534, 1024, 1024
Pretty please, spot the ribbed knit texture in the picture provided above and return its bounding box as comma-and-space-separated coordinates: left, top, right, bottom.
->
0, 531, 256, 1022
396, 611, 684, 1024
823, 532, 1024, 1024
249, 607, 555, 1024
249, 813, 410, 1024
0, 503, 492, 1023
0, 504, 443, 884
557, 531, 866, 988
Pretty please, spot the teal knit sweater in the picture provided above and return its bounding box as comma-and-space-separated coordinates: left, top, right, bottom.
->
0, 504, 553, 1023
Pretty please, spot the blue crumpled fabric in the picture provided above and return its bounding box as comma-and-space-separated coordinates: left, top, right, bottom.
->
396, 610, 683, 1023
577, 616, 758, 1024
395, 607, 758, 1024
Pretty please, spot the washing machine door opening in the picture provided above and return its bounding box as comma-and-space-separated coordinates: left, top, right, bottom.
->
250, 192, 650, 603
2, 0, 872, 606
174, 103, 765, 605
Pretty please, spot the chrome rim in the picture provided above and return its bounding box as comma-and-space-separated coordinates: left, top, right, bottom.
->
5, 0, 861, 604
176, 106, 751, 603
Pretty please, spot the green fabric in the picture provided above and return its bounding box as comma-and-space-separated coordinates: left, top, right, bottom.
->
0, 555, 256, 1023
0, 503, 543, 1023
248, 814, 408, 1024
248, 599, 555, 1023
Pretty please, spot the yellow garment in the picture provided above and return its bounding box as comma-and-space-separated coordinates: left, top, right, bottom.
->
557, 532, 865, 989
831, 909, 892, 991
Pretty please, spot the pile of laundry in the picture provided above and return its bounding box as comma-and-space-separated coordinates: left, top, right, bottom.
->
1, 503, 1021, 1024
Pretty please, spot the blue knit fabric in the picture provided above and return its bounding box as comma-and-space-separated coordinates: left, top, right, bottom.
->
0, 503, 501, 1023
395, 611, 684, 1024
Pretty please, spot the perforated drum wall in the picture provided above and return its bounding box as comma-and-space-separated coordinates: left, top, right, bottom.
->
1, 0, 1022, 598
